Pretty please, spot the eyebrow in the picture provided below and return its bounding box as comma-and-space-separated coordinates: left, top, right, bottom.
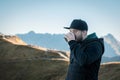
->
70, 29, 74, 32
70, 29, 78, 32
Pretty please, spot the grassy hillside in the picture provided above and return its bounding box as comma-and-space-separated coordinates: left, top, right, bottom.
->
0, 59, 68, 80
0, 38, 69, 80
0, 37, 120, 80
0, 38, 67, 61
99, 62, 120, 80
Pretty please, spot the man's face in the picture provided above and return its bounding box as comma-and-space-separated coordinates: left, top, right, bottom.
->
69, 29, 83, 41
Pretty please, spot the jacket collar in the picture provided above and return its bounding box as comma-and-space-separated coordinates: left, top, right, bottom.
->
78, 32, 98, 44
85, 32, 98, 41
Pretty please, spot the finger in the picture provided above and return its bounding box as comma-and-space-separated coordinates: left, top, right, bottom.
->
64, 34, 69, 39
65, 33, 70, 37
69, 32, 74, 37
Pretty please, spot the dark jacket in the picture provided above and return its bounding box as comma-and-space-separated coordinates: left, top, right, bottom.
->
66, 33, 104, 80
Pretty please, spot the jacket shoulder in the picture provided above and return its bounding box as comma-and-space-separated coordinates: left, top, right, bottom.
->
82, 38, 104, 53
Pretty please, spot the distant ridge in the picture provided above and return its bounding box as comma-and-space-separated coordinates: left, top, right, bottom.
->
17, 31, 120, 57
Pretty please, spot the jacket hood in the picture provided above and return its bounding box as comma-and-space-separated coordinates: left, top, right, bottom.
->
85, 32, 98, 40
82, 33, 104, 54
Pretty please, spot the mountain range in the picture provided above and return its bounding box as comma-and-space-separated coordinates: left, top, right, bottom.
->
17, 31, 120, 58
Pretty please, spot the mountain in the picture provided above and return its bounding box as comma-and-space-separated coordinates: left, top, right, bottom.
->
103, 41, 118, 57
0, 34, 120, 80
103, 34, 120, 56
17, 31, 120, 58
17, 31, 68, 50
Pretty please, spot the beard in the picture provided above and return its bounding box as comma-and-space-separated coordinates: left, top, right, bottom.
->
75, 34, 83, 42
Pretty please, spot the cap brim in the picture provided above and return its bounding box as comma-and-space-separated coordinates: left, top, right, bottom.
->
64, 27, 70, 29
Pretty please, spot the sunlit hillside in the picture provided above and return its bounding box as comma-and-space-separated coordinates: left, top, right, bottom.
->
0, 34, 27, 45
0, 35, 69, 80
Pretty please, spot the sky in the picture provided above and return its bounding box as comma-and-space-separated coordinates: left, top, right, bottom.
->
0, 0, 120, 40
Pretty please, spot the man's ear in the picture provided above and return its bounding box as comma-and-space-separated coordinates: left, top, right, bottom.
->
82, 31, 87, 40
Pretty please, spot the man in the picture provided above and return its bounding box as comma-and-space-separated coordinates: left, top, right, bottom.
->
64, 19, 104, 80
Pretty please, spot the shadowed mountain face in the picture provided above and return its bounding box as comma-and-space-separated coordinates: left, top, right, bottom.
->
0, 35, 120, 80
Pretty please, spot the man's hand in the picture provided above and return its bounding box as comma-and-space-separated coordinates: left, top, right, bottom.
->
64, 32, 75, 42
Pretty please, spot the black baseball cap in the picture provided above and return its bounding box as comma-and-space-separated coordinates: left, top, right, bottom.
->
64, 19, 88, 31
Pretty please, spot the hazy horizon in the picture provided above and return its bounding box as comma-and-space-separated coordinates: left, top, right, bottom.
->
1, 30, 119, 42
